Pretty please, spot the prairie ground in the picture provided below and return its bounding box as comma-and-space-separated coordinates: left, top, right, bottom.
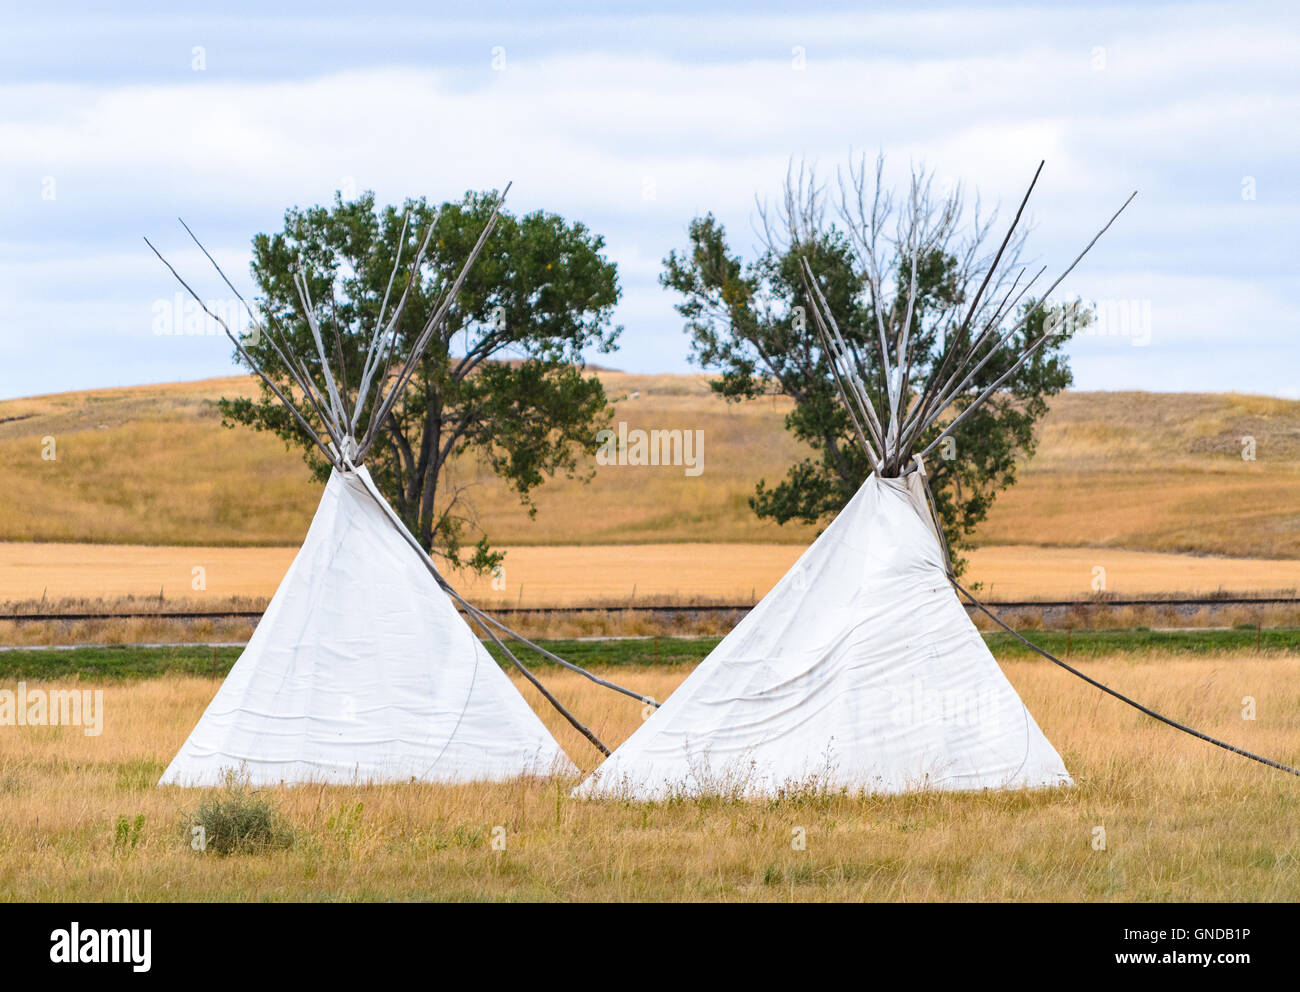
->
2, 649, 1299, 901
3, 375, 1297, 902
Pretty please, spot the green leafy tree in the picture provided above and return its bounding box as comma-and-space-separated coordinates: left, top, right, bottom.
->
661, 158, 1088, 573
220, 189, 621, 571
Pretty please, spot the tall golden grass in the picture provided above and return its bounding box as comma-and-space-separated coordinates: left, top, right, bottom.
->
0, 595, 266, 647
3, 653, 1299, 900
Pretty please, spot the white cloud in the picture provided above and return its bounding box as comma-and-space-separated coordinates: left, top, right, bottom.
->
1, 2, 1297, 398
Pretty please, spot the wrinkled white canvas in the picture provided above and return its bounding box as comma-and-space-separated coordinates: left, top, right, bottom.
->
161, 467, 576, 787
576, 474, 1070, 799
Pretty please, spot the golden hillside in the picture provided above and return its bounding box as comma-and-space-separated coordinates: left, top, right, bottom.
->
2, 373, 1297, 557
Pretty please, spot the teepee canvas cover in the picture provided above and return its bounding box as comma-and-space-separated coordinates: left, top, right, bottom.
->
575, 471, 1069, 798
161, 467, 575, 786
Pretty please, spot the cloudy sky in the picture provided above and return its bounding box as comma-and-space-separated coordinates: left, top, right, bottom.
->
2, 0, 1296, 399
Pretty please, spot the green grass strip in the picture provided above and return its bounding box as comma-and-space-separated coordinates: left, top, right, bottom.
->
0, 628, 1295, 682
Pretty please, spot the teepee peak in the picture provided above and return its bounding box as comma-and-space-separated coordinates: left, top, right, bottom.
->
798, 164, 1135, 478
145, 186, 510, 476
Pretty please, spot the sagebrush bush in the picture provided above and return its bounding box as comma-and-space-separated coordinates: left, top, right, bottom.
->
186, 772, 294, 856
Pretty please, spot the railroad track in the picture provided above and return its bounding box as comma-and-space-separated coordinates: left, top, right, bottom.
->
2, 596, 1298, 623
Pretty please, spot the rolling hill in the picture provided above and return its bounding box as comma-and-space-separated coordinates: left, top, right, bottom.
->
1, 373, 1297, 560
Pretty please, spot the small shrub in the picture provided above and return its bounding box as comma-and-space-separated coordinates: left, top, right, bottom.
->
186, 772, 294, 856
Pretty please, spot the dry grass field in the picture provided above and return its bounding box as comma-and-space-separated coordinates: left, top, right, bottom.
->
2, 374, 1297, 557
975, 391, 1300, 558
0, 373, 815, 547
3, 650, 1299, 901
3, 380, 1298, 606
3, 375, 1298, 902
2, 540, 1296, 609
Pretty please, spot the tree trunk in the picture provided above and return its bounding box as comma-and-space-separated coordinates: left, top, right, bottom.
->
417, 382, 443, 551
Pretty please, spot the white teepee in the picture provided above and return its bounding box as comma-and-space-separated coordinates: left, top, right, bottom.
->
161, 467, 574, 786
574, 470, 1069, 798
148, 189, 616, 786
577, 163, 1134, 799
